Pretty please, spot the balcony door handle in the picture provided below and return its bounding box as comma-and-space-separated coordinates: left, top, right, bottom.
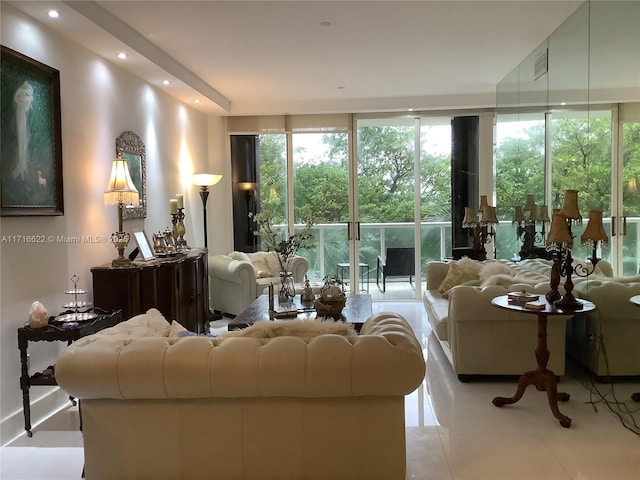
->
611, 216, 616, 237
623, 216, 627, 236
347, 222, 351, 241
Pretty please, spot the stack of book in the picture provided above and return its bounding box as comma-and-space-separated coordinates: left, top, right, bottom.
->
507, 291, 547, 310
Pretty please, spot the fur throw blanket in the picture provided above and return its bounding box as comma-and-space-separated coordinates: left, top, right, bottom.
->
220, 318, 358, 339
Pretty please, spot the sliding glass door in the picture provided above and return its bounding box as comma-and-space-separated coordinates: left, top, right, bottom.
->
620, 117, 640, 275
291, 132, 349, 281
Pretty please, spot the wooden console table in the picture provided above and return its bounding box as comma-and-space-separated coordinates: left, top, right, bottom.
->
491, 295, 596, 428
18, 309, 122, 436
91, 248, 209, 333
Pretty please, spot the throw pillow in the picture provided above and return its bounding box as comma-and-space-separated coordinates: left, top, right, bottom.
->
169, 320, 216, 338
250, 251, 278, 277
219, 319, 357, 339
168, 320, 187, 338
252, 258, 272, 278
264, 252, 283, 276
438, 257, 483, 294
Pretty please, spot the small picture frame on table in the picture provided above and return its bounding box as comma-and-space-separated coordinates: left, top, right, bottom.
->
132, 230, 154, 261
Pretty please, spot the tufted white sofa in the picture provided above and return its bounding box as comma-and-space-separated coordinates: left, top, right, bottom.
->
423, 258, 614, 380
208, 251, 309, 316
570, 277, 640, 379
56, 308, 425, 480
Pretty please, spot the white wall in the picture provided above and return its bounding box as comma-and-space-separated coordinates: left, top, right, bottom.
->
0, 4, 227, 444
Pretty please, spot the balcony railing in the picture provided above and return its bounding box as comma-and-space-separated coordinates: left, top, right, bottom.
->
294, 218, 640, 282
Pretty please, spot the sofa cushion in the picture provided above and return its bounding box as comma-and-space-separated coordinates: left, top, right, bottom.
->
423, 290, 449, 341
438, 257, 483, 294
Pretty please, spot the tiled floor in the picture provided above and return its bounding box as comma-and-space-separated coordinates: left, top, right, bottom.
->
2, 301, 639, 479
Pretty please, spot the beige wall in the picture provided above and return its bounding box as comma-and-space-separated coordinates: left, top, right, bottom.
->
0, 4, 227, 443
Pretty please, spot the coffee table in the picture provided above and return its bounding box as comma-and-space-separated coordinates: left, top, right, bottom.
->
228, 293, 372, 332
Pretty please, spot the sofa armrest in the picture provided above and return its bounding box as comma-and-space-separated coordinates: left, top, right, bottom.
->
426, 261, 449, 290
288, 255, 309, 282
208, 255, 257, 285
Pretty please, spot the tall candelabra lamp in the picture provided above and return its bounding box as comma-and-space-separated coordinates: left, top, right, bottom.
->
545, 189, 606, 310
512, 194, 551, 259
104, 153, 139, 266
192, 173, 223, 249
462, 195, 498, 261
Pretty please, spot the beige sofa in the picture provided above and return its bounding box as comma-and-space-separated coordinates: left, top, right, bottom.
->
56, 308, 425, 480
569, 278, 640, 379
424, 258, 571, 380
209, 251, 309, 316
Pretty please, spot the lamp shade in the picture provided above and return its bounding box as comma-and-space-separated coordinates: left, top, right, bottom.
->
462, 207, 476, 226
478, 195, 490, 214
528, 204, 539, 222
581, 209, 609, 244
546, 213, 572, 245
484, 206, 498, 224
237, 182, 257, 191
512, 206, 525, 224
192, 173, 222, 187
559, 189, 582, 221
523, 194, 535, 212
104, 154, 139, 206
539, 205, 551, 223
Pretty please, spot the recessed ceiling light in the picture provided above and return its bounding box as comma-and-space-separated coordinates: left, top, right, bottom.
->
117, 52, 127, 60
337, 86, 346, 90
48, 10, 60, 18
193, 99, 201, 104
162, 80, 171, 85
320, 21, 332, 27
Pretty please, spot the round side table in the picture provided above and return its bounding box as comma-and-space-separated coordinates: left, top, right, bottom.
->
491, 294, 596, 428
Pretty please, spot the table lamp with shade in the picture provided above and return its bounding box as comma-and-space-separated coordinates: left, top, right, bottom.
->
580, 209, 609, 268
192, 173, 222, 249
104, 153, 139, 265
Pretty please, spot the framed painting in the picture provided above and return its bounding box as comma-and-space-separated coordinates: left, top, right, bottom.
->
1, 46, 64, 216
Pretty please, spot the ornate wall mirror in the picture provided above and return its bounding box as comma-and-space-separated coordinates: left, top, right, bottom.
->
116, 131, 146, 220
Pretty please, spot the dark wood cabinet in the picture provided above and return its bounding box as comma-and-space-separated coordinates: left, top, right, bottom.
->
91, 248, 209, 333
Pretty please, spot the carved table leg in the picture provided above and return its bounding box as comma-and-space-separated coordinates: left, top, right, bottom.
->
492, 312, 572, 428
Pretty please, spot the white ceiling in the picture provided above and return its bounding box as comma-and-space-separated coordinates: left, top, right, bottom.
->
10, 0, 584, 116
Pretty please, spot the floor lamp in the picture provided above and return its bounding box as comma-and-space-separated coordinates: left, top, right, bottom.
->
192, 173, 223, 322
192, 173, 222, 249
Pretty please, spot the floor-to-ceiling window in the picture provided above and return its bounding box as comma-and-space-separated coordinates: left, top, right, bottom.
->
228, 113, 473, 299
292, 131, 349, 281
619, 107, 640, 275
494, 111, 547, 260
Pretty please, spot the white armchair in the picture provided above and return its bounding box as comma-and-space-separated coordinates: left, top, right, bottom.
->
209, 251, 309, 316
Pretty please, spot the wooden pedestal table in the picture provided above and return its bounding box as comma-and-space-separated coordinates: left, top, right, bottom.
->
490, 295, 596, 428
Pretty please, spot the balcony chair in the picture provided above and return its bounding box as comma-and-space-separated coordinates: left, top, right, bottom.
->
376, 247, 415, 293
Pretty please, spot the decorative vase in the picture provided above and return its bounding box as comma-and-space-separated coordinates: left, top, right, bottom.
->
279, 271, 296, 303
